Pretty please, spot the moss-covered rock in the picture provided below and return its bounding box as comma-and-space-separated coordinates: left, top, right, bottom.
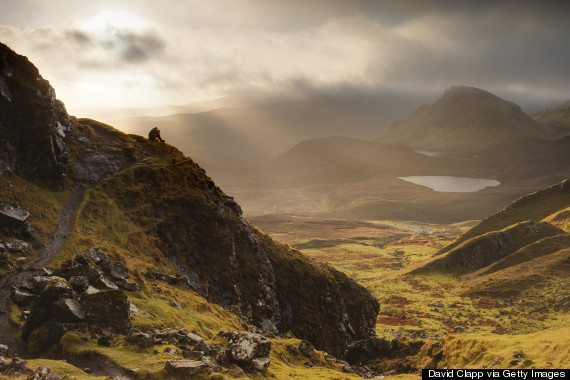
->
82, 289, 132, 334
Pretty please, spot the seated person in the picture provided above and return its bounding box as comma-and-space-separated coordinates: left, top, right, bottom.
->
148, 127, 165, 142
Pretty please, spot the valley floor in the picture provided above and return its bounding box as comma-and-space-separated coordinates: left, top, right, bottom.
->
250, 214, 570, 370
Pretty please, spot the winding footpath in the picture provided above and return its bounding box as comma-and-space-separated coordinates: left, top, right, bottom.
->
0, 185, 89, 355
0, 150, 152, 366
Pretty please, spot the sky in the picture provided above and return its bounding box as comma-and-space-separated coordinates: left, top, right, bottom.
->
1, 0, 569, 114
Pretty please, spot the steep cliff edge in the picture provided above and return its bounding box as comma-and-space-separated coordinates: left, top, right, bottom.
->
0, 42, 71, 190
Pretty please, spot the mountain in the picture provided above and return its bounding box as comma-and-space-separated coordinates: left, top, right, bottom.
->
377, 85, 548, 152
532, 100, 570, 137
0, 42, 380, 376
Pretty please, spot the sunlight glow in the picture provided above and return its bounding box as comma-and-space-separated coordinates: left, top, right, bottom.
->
82, 10, 149, 32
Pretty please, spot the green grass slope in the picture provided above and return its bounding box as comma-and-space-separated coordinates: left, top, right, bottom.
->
440, 178, 570, 254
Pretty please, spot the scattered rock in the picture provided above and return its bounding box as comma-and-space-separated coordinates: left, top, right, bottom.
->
127, 329, 155, 348
194, 340, 211, 355
510, 358, 523, 366
0, 357, 9, 371
169, 300, 182, 309
5, 239, 31, 254
163, 347, 178, 355
220, 331, 271, 368
287, 345, 299, 355
109, 262, 130, 281
252, 357, 271, 371
68, 276, 89, 292
10, 357, 32, 373
87, 248, 110, 266
29, 366, 62, 380
164, 360, 209, 378
129, 303, 140, 316
299, 340, 314, 357
0, 345, 8, 357
11, 287, 38, 306
229, 364, 244, 376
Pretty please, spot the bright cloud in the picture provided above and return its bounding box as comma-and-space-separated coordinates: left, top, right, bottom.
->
1, 0, 569, 112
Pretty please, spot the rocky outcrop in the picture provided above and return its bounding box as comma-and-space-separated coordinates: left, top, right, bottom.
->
0, 43, 71, 189
13, 251, 138, 353
100, 161, 379, 357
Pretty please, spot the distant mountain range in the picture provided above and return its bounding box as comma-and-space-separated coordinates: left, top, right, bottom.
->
220, 85, 570, 222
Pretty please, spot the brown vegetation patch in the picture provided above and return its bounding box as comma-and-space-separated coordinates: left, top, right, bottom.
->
383, 295, 413, 306
376, 315, 420, 327
403, 277, 431, 291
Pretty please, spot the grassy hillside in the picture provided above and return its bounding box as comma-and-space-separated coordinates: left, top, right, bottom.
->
440, 178, 570, 254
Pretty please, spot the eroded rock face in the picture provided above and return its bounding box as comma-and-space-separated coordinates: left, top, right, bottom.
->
0, 43, 70, 189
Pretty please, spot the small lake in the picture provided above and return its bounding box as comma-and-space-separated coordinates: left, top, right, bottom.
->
398, 176, 500, 192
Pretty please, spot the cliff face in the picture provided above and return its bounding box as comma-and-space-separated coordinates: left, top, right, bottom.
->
91, 153, 378, 356
0, 44, 379, 358
0, 43, 71, 189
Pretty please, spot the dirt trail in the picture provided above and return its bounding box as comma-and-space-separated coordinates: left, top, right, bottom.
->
0, 143, 152, 371
0, 185, 89, 355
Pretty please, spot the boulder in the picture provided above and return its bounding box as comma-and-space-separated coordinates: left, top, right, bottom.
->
193, 340, 211, 355
0, 356, 9, 372
5, 239, 30, 254
0, 204, 30, 228
68, 276, 89, 292
109, 262, 130, 281
10, 357, 32, 374
87, 248, 110, 266
82, 289, 132, 334
127, 329, 154, 348
251, 357, 271, 371
0, 344, 8, 357
11, 288, 38, 306
53, 298, 84, 322
220, 331, 271, 366
299, 340, 315, 357
164, 360, 209, 378
21, 279, 73, 340
22, 276, 66, 294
